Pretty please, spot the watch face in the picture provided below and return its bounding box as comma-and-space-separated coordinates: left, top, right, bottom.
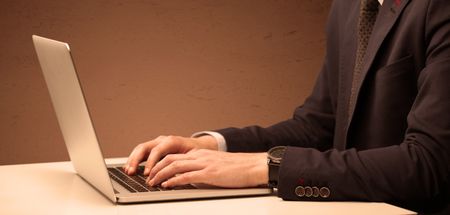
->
268, 146, 286, 164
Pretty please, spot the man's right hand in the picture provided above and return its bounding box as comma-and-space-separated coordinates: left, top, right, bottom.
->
123, 135, 218, 176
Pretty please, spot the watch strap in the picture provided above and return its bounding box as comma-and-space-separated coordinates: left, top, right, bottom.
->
268, 160, 280, 188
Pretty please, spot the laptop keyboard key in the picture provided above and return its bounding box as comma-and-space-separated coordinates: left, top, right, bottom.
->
108, 166, 198, 193
108, 167, 149, 192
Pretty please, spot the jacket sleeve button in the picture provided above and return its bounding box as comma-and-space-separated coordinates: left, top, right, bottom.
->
319, 187, 331, 198
295, 186, 305, 197
305, 186, 313, 197
312, 186, 320, 197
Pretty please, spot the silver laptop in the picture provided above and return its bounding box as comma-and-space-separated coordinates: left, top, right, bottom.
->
32, 35, 272, 203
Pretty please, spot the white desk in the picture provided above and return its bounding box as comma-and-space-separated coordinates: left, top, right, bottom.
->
0, 158, 416, 215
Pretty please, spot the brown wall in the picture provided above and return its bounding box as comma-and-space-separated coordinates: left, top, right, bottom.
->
0, 0, 331, 165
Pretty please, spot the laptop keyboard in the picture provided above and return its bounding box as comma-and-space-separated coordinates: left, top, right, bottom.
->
107, 166, 196, 193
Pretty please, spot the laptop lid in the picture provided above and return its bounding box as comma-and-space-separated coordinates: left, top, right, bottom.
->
32, 35, 117, 203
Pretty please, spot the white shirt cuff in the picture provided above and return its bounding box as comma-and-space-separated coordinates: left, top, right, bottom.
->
191, 131, 227, 152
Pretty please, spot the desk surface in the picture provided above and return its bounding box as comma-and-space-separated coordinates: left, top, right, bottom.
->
0, 158, 416, 215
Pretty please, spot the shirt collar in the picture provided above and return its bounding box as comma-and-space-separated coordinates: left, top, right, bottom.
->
378, 0, 383, 5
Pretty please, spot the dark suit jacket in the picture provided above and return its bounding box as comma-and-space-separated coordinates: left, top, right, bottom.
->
217, 0, 450, 213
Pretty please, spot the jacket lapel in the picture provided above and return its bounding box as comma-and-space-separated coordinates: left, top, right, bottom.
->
345, 0, 411, 131
334, 1, 359, 151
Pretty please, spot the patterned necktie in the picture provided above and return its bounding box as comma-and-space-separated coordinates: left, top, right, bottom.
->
348, 0, 379, 118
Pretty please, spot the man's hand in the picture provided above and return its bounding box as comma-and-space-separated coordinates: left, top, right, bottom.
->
124, 135, 218, 175
147, 150, 268, 188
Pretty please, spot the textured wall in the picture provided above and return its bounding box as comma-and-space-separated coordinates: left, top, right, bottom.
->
0, 0, 331, 164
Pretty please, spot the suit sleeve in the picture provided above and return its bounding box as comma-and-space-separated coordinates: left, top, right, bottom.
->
216, 59, 336, 152
278, 1, 450, 212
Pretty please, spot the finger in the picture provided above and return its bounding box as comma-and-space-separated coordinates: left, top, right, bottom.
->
149, 160, 204, 186
162, 170, 205, 188
125, 142, 153, 175
143, 143, 170, 176
143, 136, 181, 175
148, 154, 190, 184
148, 153, 193, 179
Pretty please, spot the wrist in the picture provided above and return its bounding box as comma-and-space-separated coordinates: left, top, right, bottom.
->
249, 152, 269, 186
194, 135, 218, 151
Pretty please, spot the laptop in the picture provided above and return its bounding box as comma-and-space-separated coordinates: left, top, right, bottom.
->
32, 35, 272, 203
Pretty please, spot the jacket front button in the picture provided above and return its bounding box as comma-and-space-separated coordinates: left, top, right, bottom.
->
295, 186, 305, 197
319, 187, 331, 198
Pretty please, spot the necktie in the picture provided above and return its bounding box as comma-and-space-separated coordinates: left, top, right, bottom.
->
348, 0, 379, 118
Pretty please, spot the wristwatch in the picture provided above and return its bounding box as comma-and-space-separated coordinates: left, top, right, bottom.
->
267, 146, 286, 188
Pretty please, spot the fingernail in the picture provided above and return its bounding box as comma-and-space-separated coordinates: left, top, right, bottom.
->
162, 181, 168, 187
124, 166, 129, 174
148, 179, 154, 186
144, 168, 150, 175
128, 166, 134, 174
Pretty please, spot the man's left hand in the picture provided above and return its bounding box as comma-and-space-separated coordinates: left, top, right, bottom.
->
147, 149, 268, 188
